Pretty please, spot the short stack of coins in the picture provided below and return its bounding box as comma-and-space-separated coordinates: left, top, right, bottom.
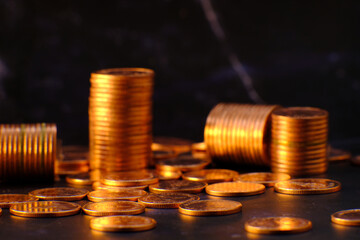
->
89, 68, 154, 171
204, 103, 280, 166
0, 123, 56, 181
270, 107, 328, 176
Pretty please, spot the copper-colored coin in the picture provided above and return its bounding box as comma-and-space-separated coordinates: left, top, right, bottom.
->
156, 156, 211, 172
29, 187, 89, 201
235, 172, 291, 187
191, 142, 207, 152
82, 201, 145, 216
245, 217, 312, 234
90, 215, 156, 232
100, 171, 158, 187
151, 170, 182, 180
149, 180, 207, 194
92, 181, 148, 191
152, 150, 176, 161
182, 169, 239, 183
331, 209, 360, 226
0, 194, 38, 208
179, 199, 242, 216
87, 189, 147, 202
206, 182, 266, 196
153, 136, 193, 154
138, 192, 200, 208
66, 172, 93, 186
274, 178, 341, 195
328, 148, 351, 162
10, 201, 81, 217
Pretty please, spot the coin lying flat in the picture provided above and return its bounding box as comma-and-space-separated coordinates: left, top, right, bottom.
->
92, 181, 148, 191
82, 201, 145, 216
90, 215, 157, 232
245, 217, 312, 234
149, 180, 207, 194
206, 182, 266, 197
10, 201, 81, 217
138, 193, 200, 208
156, 156, 211, 172
179, 199, 242, 216
151, 170, 182, 180
182, 169, 239, 183
274, 178, 341, 195
100, 171, 158, 187
0, 194, 38, 208
153, 136, 193, 154
191, 142, 207, 152
66, 172, 93, 186
331, 209, 360, 226
328, 148, 351, 162
88, 189, 147, 202
29, 187, 89, 201
234, 172, 291, 187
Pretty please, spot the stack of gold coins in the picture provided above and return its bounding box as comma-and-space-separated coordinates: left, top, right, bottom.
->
270, 107, 328, 176
204, 103, 280, 166
89, 68, 154, 171
0, 123, 56, 181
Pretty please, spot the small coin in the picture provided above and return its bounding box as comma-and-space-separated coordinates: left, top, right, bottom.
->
153, 136, 193, 154
138, 192, 200, 208
82, 201, 145, 216
245, 217, 312, 234
235, 172, 291, 187
29, 187, 89, 201
156, 156, 211, 172
66, 172, 93, 186
92, 181, 148, 191
100, 171, 158, 187
179, 199, 242, 216
206, 182, 266, 197
192, 142, 207, 152
10, 201, 81, 217
274, 178, 341, 195
331, 209, 360, 226
88, 189, 147, 202
182, 169, 239, 183
328, 148, 351, 162
151, 170, 182, 180
149, 180, 207, 194
90, 215, 157, 232
0, 194, 38, 208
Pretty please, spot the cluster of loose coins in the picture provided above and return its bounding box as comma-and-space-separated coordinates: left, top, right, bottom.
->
0, 123, 57, 181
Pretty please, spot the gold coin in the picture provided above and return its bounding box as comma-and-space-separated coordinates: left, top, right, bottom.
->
10, 201, 81, 217
100, 171, 158, 187
90, 215, 156, 232
182, 169, 239, 183
234, 172, 291, 187
138, 192, 200, 208
245, 217, 312, 234
152, 136, 193, 154
29, 187, 89, 201
66, 172, 93, 186
87, 189, 147, 202
179, 199, 242, 216
0, 194, 38, 208
155, 156, 211, 172
82, 201, 145, 216
274, 178, 341, 194
331, 209, 360, 226
149, 180, 207, 194
206, 182, 265, 196
328, 148, 351, 162
92, 181, 148, 191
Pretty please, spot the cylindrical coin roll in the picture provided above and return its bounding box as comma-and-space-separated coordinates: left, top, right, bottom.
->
89, 68, 154, 171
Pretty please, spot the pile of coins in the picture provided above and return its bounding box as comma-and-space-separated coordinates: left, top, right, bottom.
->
270, 107, 328, 176
0, 123, 57, 181
204, 103, 280, 166
89, 68, 154, 171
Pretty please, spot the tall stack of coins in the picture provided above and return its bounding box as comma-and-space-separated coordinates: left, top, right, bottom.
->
270, 107, 328, 176
204, 103, 280, 166
89, 68, 154, 171
0, 123, 56, 181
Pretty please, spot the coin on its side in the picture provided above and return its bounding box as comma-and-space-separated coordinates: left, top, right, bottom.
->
29, 187, 89, 201
235, 172, 291, 187
90, 215, 157, 232
274, 178, 341, 195
245, 217, 312, 234
10, 201, 81, 217
206, 182, 266, 197
138, 192, 199, 208
179, 199, 242, 216
182, 169, 239, 183
0, 194, 38, 208
88, 189, 147, 202
149, 180, 207, 194
82, 201, 145, 216
331, 209, 360, 226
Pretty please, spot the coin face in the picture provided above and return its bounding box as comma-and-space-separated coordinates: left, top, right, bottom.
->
0, 194, 38, 208
10, 201, 81, 217
245, 217, 312, 234
29, 187, 89, 201
179, 199, 242, 216
149, 180, 207, 194
206, 182, 266, 197
156, 156, 211, 172
331, 209, 360, 226
100, 171, 158, 187
88, 189, 147, 202
82, 201, 145, 216
274, 178, 341, 195
235, 172, 291, 187
138, 193, 200, 208
90, 215, 157, 232
182, 169, 239, 183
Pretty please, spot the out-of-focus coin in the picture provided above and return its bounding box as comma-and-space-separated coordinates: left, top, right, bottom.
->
156, 156, 211, 172
206, 182, 266, 196
0, 194, 38, 208
153, 136, 193, 154
274, 178, 341, 195
66, 172, 93, 186
182, 169, 239, 183
101, 171, 158, 187
245, 217, 312, 234
149, 180, 207, 194
151, 170, 182, 180
351, 155, 360, 166
152, 150, 176, 160
10, 201, 81, 217
179, 199, 242, 216
0, 208, 2, 216
192, 142, 207, 152
90, 215, 157, 232
82, 201, 145, 216
92, 181, 148, 191
235, 172, 291, 187
138, 192, 200, 208
87, 189, 147, 202
331, 209, 360, 226
328, 148, 351, 162
29, 187, 89, 201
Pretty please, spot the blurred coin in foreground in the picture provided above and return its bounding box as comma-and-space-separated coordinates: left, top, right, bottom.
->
90, 216, 156, 232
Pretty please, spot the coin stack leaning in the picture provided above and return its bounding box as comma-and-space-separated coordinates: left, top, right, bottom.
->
270, 107, 328, 176
0, 123, 57, 181
89, 68, 154, 171
204, 103, 280, 166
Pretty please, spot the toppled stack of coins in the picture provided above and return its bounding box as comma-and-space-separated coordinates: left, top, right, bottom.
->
270, 107, 328, 176
204, 103, 280, 166
0, 123, 57, 181
89, 68, 154, 171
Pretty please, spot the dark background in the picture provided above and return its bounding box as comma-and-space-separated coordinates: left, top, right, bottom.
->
0, 0, 359, 149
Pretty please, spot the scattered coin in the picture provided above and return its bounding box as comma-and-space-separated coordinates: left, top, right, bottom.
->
191, 142, 207, 152
206, 182, 266, 196
90, 215, 157, 232
10, 201, 81, 217
331, 209, 360, 226
245, 217, 312, 234
328, 148, 351, 162
0, 194, 38, 208
82, 201, 145, 216
179, 199, 242, 216
92, 181, 148, 191
29, 187, 89, 201
153, 136, 193, 154
151, 170, 182, 180
138, 192, 200, 208
66, 172, 93, 186
87, 189, 147, 202
100, 171, 158, 187
182, 169, 239, 183
274, 178, 341, 195
156, 156, 211, 172
234, 172, 291, 187
149, 180, 207, 194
